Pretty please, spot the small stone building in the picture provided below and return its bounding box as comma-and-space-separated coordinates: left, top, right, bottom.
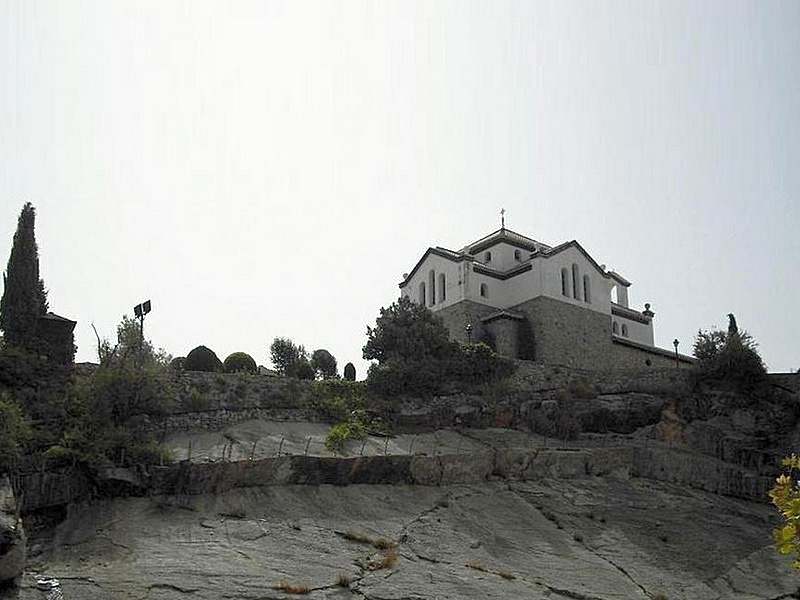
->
37, 312, 76, 365
399, 227, 693, 370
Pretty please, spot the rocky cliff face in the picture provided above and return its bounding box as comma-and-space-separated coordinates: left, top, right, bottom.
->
11, 477, 800, 600
0, 477, 25, 586
7, 370, 800, 599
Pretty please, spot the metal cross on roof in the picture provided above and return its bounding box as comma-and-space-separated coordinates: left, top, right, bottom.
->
500, 208, 505, 229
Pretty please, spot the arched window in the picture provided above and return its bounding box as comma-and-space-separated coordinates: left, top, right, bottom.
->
428, 270, 436, 306
514, 249, 521, 261
572, 263, 581, 300
418, 282, 426, 305
610, 285, 618, 304
612, 321, 619, 335
561, 268, 569, 296
621, 324, 629, 337
480, 283, 488, 298
583, 274, 591, 304
484, 251, 492, 263
438, 273, 446, 303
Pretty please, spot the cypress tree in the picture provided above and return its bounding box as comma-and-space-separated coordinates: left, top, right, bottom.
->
0, 202, 49, 350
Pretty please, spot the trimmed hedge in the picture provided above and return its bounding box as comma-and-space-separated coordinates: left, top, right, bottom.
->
184, 346, 222, 372
223, 352, 257, 374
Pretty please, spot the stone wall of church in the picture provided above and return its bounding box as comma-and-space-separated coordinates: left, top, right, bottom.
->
511, 296, 612, 368
434, 300, 497, 345
607, 340, 691, 370
485, 318, 519, 357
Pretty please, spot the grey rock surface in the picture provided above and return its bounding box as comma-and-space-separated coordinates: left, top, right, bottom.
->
10, 476, 800, 600
0, 477, 25, 585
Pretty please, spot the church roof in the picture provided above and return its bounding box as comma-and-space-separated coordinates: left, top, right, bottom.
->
400, 227, 631, 288
462, 227, 550, 255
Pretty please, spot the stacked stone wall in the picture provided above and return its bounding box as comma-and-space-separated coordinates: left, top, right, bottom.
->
511, 296, 612, 368
607, 341, 687, 370
435, 300, 496, 344
485, 318, 519, 357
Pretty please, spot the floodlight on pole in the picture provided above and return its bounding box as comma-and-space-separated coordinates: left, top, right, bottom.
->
133, 300, 152, 366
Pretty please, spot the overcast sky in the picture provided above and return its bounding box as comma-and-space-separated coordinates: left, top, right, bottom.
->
2, 1, 798, 375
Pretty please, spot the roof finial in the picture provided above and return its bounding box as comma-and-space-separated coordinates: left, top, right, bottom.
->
500, 208, 506, 230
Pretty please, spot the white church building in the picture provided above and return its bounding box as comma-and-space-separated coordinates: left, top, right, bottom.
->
399, 225, 692, 369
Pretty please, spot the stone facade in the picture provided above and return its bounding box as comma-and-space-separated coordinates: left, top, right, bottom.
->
513, 296, 611, 368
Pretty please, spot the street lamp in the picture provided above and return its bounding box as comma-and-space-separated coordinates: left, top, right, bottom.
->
466, 323, 473, 343
672, 339, 679, 369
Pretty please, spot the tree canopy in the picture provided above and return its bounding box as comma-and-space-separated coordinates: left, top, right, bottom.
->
362, 297, 515, 397
0, 202, 49, 351
97, 315, 171, 369
693, 313, 765, 386
311, 349, 337, 379
343, 362, 356, 381
270, 337, 314, 379
363, 296, 452, 364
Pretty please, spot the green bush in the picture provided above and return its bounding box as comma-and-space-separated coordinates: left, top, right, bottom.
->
0, 391, 31, 473
309, 379, 368, 422
366, 344, 515, 399
311, 349, 338, 379
185, 345, 223, 372
325, 418, 367, 453
343, 362, 356, 381
693, 321, 766, 388
223, 352, 257, 374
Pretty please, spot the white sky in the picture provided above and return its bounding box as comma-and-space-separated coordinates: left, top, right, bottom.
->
1, 1, 798, 375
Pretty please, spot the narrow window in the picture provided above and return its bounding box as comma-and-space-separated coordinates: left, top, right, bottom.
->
583, 274, 591, 304
612, 321, 619, 335
439, 273, 446, 303
572, 263, 581, 300
428, 270, 436, 306
621, 324, 629, 337
480, 283, 488, 298
514, 249, 521, 261
418, 282, 426, 305
561, 268, 569, 296
485, 251, 492, 263
611, 285, 618, 304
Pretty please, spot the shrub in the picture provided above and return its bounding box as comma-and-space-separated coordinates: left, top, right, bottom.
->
693, 317, 766, 388
0, 391, 31, 473
325, 419, 367, 453
170, 356, 186, 372
770, 453, 800, 571
343, 362, 356, 381
223, 352, 257, 374
311, 349, 337, 379
310, 379, 367, 422
185, 346, 222, 372
450, 342, 516, 385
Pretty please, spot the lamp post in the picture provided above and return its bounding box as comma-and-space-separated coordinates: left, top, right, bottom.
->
672, 339, 679, 369
133, 300, 151, 367
466, 323, 473, 344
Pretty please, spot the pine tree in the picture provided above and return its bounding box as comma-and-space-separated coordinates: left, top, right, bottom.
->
0, 202, 49, 350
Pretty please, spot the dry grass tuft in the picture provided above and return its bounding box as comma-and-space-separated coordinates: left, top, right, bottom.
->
341, 529, 396, 550
497, 569, 516, 580
374, 546, 398, 570
272, 581, 311, 594
466, 560, 487, 572
334, 573, 353, 587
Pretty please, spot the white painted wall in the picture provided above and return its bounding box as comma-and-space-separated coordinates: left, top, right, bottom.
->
612, 311, 654, 345
399, 252, 465, 311
474, 241, 531, 271
534, 246, 610, 316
